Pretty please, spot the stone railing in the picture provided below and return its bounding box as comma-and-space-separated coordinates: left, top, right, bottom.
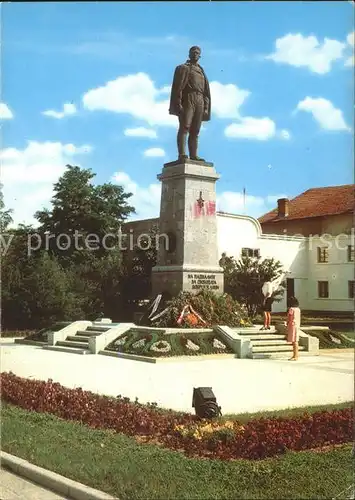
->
47, 321, 93, 346
89, 323, 135, 354
214, 325, 252, 358
274, 321, 319, 354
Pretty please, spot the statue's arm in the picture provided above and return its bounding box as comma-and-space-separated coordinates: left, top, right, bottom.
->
203, 93, 210, 111
203, 77, 211, 114
172, 65, 188, 107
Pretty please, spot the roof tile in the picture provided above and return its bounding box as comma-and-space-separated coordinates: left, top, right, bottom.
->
258, 184, 355, 223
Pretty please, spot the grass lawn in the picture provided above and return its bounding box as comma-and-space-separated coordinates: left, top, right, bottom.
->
2, 403, 354, 500
222, 401, 354, 421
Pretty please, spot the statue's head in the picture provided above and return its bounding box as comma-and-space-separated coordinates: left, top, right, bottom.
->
189, 46, 201, 63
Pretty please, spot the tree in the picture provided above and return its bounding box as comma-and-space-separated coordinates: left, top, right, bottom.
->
1, 241, 84, 329
121, 224, 159, 316
219, 253, 285, 317
35, 165, 135, 261
1, 165, 137, 329
68, 246, 125, 321
0, 184, 13, 232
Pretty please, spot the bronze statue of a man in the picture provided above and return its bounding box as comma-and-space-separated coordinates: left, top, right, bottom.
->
169, 46, 211, 162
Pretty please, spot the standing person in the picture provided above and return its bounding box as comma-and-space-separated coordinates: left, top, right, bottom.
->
260, 293, 273, 330
287, 296, 301, 361
260, 281, 273, 330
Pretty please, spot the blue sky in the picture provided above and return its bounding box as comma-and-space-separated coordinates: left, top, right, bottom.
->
1, 1, 354, 226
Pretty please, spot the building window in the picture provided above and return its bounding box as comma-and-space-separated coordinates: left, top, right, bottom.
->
347, 245, 354, 262
317, 247, 329, 263
318, 281, 329, 298
241, 248, 260, 258
348, 281, 355, 299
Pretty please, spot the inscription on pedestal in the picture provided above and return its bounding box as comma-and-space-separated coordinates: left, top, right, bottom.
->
187, 273, 219, 291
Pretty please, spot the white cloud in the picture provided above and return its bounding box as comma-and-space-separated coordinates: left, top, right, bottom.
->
345, 55, 355, 67
224, 117, 290, 141
1, 141, 92, 226
345, 31, 354, 66
82, 72, 176, 127
159, 85, 172, 95
218, 191, 295, 218
42, 103, 77, 119
143, 147, 165, 157
217, 191, 266, 217
266, 33, 346, 74
210, 81, 250, 119
111, 171, 161, 219
124, 127, 158, 139
279, 129, 291, 140
266, 194, 289, 204
296, 97, 350, 131
0, 102, 14, 119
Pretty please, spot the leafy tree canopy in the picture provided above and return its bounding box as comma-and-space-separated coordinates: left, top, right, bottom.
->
220, 253, 285, 317
35, 165, 135, 246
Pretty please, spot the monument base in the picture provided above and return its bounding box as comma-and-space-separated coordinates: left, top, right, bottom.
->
152, 158, 224, 298
151, 265, 224, 298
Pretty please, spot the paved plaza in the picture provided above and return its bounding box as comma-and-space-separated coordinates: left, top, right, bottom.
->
1, 339, 353, 414
0, 467, 68, 500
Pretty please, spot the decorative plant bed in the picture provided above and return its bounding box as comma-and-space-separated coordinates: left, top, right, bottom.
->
306, 329, 355, 349
1, 372, 353, 462
15, 322, 71, 345
105, 328, 234, 358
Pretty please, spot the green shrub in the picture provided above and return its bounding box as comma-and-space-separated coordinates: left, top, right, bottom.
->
151, 290, 251, 328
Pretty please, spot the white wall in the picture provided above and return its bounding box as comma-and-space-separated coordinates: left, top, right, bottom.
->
216, 213, 307, 313
259, 235, 307, 312
306, 234, 354, 312
217, 213, 261, 255
216, 213, 354, 313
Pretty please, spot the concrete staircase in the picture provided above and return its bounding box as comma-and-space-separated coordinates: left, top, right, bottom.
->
232, 326, 306, 359
43, 325, 112, 355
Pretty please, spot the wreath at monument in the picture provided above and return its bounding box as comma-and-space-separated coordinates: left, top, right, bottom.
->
150, 290, 250, 329
150, 340, 171, 353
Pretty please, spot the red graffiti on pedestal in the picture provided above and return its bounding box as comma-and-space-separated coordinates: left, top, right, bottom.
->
193, 192, 216, 218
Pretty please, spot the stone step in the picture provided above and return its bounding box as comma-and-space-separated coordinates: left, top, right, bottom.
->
249, 351, 309, 360
57, 340, 89, 349
130, 327, 165, 334
86, 325, 111, 333
250, 339, 289, 346
244, 334, 286, 341
76, 330, 102, 337
301, 326, 330, 331
252, 344, 306, 353
234, 328, 277, 335
66, 335, 90, 342
43, 345, 90, 355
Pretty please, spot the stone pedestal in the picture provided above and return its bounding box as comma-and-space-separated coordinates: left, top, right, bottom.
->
151, 159, 224, 297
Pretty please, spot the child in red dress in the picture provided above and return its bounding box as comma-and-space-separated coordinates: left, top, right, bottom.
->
287, 296, 301, 361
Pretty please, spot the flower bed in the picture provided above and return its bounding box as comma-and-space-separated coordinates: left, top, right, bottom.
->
15, 322, 72, 343
306, 329, 354, 349
105, 329, 233, 357
1, 372, 353, 461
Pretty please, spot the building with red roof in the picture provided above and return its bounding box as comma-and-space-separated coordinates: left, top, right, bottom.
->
259, 184, 354, 236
